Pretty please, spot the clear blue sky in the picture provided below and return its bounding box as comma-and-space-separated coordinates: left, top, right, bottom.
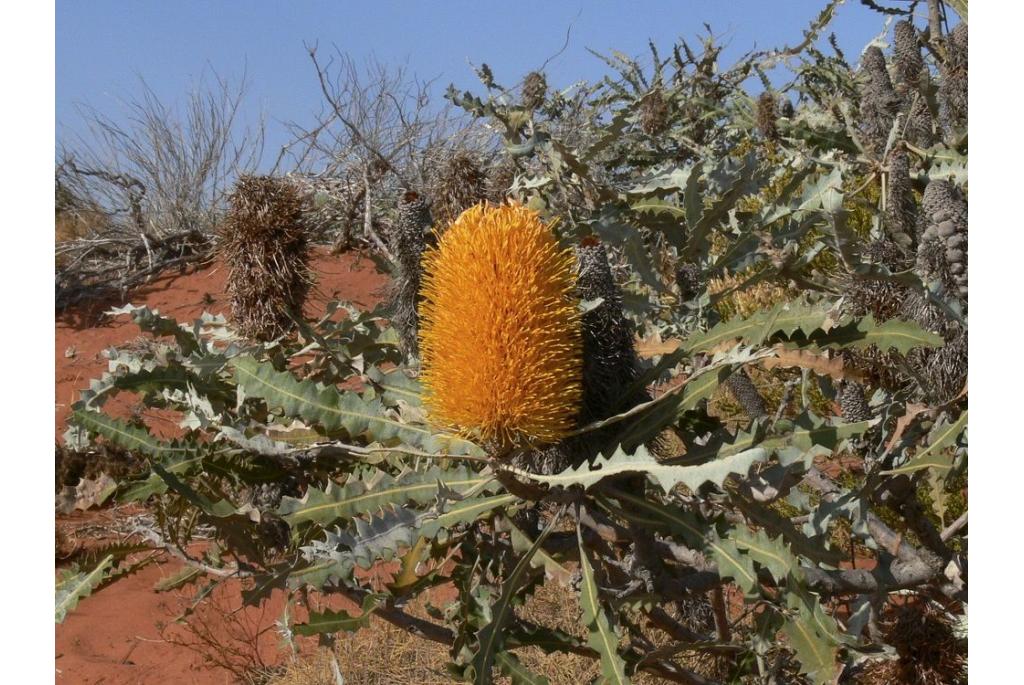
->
56, 1, 912, 167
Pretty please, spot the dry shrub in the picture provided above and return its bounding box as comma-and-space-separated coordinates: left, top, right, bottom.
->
162, 582, 285, 682
218, 175, 313, 341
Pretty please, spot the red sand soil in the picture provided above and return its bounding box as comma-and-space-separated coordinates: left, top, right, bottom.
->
56, 249, 400, 684
56, 249, 388, 441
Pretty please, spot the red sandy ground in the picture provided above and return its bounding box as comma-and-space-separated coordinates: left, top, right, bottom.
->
56, 249, 401, 684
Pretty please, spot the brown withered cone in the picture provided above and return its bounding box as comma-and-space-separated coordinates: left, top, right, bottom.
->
218, 175, 313, 341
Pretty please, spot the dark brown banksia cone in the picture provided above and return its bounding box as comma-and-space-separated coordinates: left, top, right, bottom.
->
725, 370, 768, 419
639, 88, 670, 136
429, 151, 490, 228
675, 262, 704, 302
218, 175, 313, 341
525, 239, 651, 474
522, 71, 547, 110
756, 91, 780, 143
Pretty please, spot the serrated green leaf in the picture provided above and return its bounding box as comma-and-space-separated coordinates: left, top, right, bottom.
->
781, 614, 838, 685
278, 466, 494, 528
730, 527, 803, 583
154, 566, 204, 592
366, 366, 422, 407
577, 527, 630, 684
56, 554, 113, 623
71, 410, 197, 459
231, 357, 482, 456
471, 508, 562, 684
519, 443, 767, 493
708, 537, 759, 596
293, 593, 383, 636
882, 411, 967, 475
495, 652, 550, 685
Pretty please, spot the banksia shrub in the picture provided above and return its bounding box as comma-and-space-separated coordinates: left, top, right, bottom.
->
638, 87, 669, 136
387, 190, 434, 355
756, 91, 780, 142
430, 151, 490, 228
858, 46, 900, 155
859, 599, 967, 685
218, 175, 312, 341
418, 204, 583, 448
522, 70, 547, 110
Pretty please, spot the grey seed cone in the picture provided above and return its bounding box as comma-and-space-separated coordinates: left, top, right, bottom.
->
858, 46, 901, 155
837, 380, 873, 422
885, 147, 918, 250
893, 21, 924, 94
900, 293, 967, 403
918, 180, 968, 306
387, 191, 433, 356
841, 239, 910, 392
939, 24, 968, 140
921, 180, 967, 238
846, 239, 911, 323
725, 370, 768, 419
486, 157, 518, 204
905, 85, 937, 149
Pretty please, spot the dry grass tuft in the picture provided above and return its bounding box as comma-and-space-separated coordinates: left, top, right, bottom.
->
218, 175, 313, 341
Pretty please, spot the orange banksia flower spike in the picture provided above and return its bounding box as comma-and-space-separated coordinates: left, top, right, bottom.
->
418, 203, 583, 449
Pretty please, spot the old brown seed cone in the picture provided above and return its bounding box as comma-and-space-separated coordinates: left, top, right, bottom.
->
218, 176, 313, 341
